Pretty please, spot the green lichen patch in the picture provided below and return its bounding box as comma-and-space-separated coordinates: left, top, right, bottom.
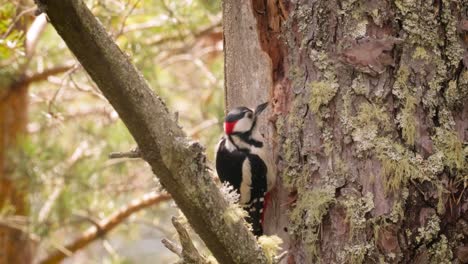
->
433, 128, 465, 171
447, 70, 468, 109
440, 0, 465, 67
393, 65, 418, 146
309, 81, 338, 114
340, 242, 375, 264
375, 139, 422, 193
389, 188, 409, 223
351, 103, 391, 156
412, 46, 430, 61
428, 235, 453, 264
400, 93, 417, 146
307, 51, 339, 116
444, 79, 466, 109
436, 183, 449, 215
416, 214, 441, 244
395, 0, 441, 47
289, 185, 336, 260
341, 192, 375, 237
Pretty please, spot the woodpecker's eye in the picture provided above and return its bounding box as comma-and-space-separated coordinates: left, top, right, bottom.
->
246, 112, 253, 119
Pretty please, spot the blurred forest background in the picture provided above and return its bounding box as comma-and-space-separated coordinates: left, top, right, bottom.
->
0, 0, 223, 263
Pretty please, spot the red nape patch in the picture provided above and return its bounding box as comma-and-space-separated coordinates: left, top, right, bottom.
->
260, 192, 271, 227
224, 121, 237, 134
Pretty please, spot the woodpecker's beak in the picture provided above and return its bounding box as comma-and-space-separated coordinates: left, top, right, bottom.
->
254, 102, 268, 117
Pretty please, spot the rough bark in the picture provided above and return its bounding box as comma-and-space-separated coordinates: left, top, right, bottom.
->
225, 0, 467, 263
223, 0, 290, 251
37, 1, 268, 263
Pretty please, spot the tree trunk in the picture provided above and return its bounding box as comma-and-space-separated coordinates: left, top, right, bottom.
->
0, 3, 33, 263
0, 82, 32, 264
224, 0, 467, 263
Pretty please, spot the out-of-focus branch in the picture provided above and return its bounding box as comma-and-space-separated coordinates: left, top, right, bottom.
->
23, 64, 76, 86
114, 0, 141, 38
38, 192, 171, 264
108, 148, 141, 159
25, 13, 47, 57
146, 19, 221, 46
38, 142, 89, 223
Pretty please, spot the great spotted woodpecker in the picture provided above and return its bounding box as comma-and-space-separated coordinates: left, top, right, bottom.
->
215, 102, 276, 236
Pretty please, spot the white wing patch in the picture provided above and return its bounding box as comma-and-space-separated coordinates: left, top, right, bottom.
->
240, 158, 252, 204
251, 142, 276, 192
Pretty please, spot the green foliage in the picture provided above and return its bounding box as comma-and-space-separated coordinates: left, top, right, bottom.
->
0, 2, 24, 60
3, 0, 222, 262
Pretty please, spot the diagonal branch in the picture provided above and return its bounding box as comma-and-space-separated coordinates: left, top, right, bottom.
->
37, 1, 269, 264
38, 192, 171, 264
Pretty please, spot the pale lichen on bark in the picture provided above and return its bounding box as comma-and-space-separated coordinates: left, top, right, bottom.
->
275, 0, 467, 263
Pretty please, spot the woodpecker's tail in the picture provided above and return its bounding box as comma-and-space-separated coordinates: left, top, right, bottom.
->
246, 193, 266, 236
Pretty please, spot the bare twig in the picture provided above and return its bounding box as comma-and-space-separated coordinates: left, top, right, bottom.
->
114, 0, 141, 38
274, 251, 288, 264
163, 217, 209, 264
47, 66, 79, 114
23, 64, 76, 86
187, 118, 219, 137
108, 148, 141, 159
145, 19, 221, 46
161, 238, 182, 257
39, 192, 171, 264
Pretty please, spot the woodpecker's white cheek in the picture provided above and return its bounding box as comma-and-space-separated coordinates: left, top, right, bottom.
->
233, 118, 253, 133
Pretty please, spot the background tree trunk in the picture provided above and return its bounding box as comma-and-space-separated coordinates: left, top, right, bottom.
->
0, 10, 56, 263
0, 82, 31, 264
224, 0, 467, 263
0, 4, 34, 263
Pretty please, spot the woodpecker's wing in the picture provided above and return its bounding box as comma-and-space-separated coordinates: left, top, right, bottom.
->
215, 137, 247, 193
245, 153, 268, 236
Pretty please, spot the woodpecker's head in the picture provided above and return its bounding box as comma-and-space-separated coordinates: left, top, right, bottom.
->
224, 102, 268, 136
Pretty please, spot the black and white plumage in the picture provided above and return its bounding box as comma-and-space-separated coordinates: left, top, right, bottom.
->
215, 103, 275, 236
